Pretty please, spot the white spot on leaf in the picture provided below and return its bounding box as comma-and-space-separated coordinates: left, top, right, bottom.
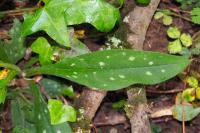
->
106, 56, 110, 59
161, 69, 166, 73
38, 114, 41, 120
70, 63, 75, 67
122, 52, 126, 56
73, 72, 78, 75
43, 130, 46, 133
103, 84, 107, 87
118, 75, 125, 79
99, 62, 105, 67
148, 61, 154, 65
44, 109, 48, 114
129, 56, 135, 61
57, 130, 61, 133
109, 77, 115, 81
146, 71, 152, 76
93, 72, 97, 74
72, 75, 78, 78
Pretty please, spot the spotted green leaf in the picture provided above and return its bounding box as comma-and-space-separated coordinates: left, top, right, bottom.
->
31, 82, 72, 133
31, 37, 53, 65
48, 99, 76, 125
64, 0, 120, 32
173, 104, 200, 121
40, 78, 74, 98
11, 97, 36, 133
0, 19, 25, 64
25, 49, 190, 91
167, 27, 181, 39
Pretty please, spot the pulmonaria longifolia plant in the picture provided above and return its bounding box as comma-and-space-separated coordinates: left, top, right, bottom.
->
0, 0, 190, 132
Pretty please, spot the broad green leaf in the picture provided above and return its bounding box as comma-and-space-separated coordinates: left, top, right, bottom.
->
163, 15, 172, 26
0, 19, 25, 64
30, 82, 72, 133
11, 97, 36, 133
22, 0, 70, 47
68, 38, 90, 56
40, 78, 74, 97
64, 0, 120, 32
167, 27, 181, 39
180, 33, 192, 47
182, 88, 195, 102
154, 12, 164, 20
48, 99, 76, 125
173, 104, 200, 121
191, 8, 200, 25
168, 39, 182, 54
25, 49, 190, 90
31, 37, 53, 65
0, 70, 17, 103
186, 76, 198, 88
22, 0, 120, 47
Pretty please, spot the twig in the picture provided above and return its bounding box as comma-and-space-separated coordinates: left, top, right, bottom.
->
146, 88, 183, 94
0, 7, 38, 16
156, 9, 193, 23
171, 13, 193, 23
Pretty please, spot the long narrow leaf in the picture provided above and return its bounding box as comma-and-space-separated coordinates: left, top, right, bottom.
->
25, 49, 190, 90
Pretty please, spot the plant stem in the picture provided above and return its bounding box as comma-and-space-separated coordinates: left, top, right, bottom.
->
171, 13, 193, 23
0, 61, 21, 72
22, 57, 39, 69
0, 7, 38, 16
157, 8, 193, 23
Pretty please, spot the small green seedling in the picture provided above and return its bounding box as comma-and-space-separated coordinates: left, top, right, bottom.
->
48, 99, 76, 125
154, 10, 173, 26
173, 76, 200, 122
167, 27, 192, 54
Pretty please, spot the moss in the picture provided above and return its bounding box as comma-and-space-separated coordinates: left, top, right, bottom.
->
125, 87, 147, 118
128, 87, 147, 106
